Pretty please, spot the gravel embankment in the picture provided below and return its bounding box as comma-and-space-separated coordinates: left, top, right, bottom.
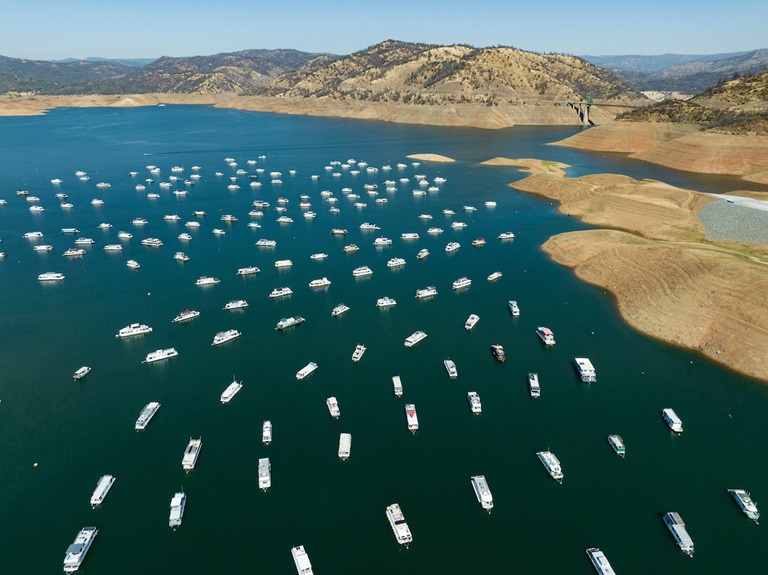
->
698, 200, 768, 243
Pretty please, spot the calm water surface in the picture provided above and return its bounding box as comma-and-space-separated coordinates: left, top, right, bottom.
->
0, 106, 765, 574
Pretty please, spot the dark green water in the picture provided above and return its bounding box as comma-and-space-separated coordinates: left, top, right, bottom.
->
0, 107, 766, 574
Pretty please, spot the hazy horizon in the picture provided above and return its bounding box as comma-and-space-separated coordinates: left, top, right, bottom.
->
2, 0, 766, 61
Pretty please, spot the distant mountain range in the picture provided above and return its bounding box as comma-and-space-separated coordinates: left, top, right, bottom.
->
582, 49, 768, 94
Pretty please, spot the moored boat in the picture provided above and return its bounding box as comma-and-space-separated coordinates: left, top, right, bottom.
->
608, 435, 625, 457
269, 287, 293, 298
143, 348, 178, 363
116, 323, 153, 338
376, 296, 397, 308
529, 373, 541, 398
326, 397, 341, 418
536, 326, 556, 346
404, 331, 427, 347
212, 329, 241, 346
224, 299, 248, 310
416, 248, 429, 260
73, 366, 92, 380
452, 277, 472, 290
537, 450, 564, 483
574, 357, 597, 382
338, 433, 352, 460
405, 403, 419, 432
415, 286, 437, 299
276, 316, 305, 330
507, 300, 520, 316
172, 309, 199, 323
386, 503, 413, 545
392, 375, 403, 397
661, 408, 683, 432
487, 271, 503, 282
135, 401, 161, 430
490, 344, 506, 362
258, 457, 271, 490
291, 545, 314, 575
237, 266, 260, 276
63, 526, 98, 573
352, 266, 373, 277
351, 343, 366, 362
728, 489, 760, 522
181, 437, 202, 471
308, 277, 331, 288
169, 491, 186, 529
89, 475, 116, 507
296, 362, 318, 380
663, 512, 694, 556
467, 391, 482, 414
220, 377, 243, 403
195, 276, 220, 286
464, 314, 479, 331
444, 359, 458, 378
331, 303, 350, 317
262, 420, 272, 445
38, 272, 65, 281
127, 260, 140, 269
471, 475, 493, 511
586, 548, 617, 575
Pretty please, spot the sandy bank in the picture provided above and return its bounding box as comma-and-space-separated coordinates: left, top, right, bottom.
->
0, 93, 627, 129
480, 157, 570, 177
542, 229, 768, 380
502, 159, 768, 380
555, 122, 768, 184
406, 154, 455, 163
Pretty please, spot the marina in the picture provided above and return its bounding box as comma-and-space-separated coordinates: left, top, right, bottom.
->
2, 106, 766, 575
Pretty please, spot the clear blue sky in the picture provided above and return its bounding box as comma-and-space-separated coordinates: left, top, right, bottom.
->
1, 0, 765, 60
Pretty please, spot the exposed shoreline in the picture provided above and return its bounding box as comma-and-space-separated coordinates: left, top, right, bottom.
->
554, 122, 768, 185
493, 157, 768, 381
0, 93, 623, 129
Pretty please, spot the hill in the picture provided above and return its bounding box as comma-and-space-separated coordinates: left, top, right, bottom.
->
617, 70, 768, 135
583, 49, 768, 94
258, 40, 642, 106
0, 49, 325, 95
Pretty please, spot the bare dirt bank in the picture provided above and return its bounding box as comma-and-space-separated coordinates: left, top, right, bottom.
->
0, 93, 626, 129
406, 154, 455, 163
555, 122, 768, 184
499, 158, 768, 380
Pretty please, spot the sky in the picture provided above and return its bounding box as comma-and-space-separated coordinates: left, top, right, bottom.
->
0, 0, 766, 60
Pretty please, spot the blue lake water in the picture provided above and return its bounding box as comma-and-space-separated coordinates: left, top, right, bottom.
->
0, 106, 766, 574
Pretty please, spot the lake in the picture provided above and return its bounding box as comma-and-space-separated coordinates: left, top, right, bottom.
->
0, 105, 765, 574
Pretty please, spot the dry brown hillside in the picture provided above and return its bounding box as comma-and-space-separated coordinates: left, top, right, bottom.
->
258, 40, 644, 107
618, 70, 768, 134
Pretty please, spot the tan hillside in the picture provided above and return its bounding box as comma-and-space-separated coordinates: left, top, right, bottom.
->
501, 160, 768, 380
260, 40, 644, 108
617, 70, 768, 135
